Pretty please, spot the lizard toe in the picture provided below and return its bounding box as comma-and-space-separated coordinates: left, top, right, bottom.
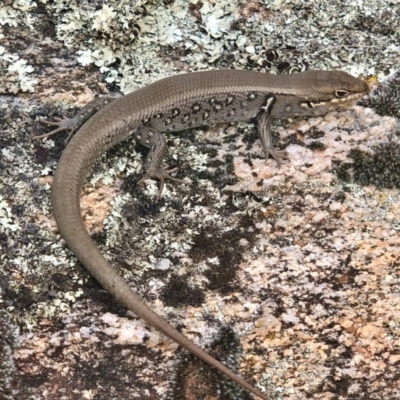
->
138, 167, 185, 200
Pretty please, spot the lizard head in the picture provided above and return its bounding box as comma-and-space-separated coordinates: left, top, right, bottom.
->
299, 70, 370, 113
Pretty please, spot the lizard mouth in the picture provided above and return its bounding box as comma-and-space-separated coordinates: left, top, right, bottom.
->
328, 90, 369, 105
300, 90, 369, 111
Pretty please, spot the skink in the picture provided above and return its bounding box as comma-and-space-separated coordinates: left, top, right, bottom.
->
43, 70, 369, 399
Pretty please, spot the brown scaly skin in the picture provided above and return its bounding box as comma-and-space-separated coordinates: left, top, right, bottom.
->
41, 70, 369, 399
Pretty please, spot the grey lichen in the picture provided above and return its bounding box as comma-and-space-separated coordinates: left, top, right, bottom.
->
359, 70, 400, 118
0, 311, 17, 400
3, 0, 400, 398
336, 135, 400, 189
336, 70, 400, 188
165, 326, 254, 400
0, 0, 38, 93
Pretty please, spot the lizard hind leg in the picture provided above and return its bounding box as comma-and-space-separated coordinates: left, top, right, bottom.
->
33, 116, 80, 141
134, 126, 185, 200
33, 96, 117, 141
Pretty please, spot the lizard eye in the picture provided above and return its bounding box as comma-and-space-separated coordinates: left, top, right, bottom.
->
335, 90, 349, 98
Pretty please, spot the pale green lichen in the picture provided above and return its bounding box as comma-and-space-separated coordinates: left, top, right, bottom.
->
0, 195, 19, 232
0, 311, 17, 400
0, 2, 38, 92
41, 0, 240, 92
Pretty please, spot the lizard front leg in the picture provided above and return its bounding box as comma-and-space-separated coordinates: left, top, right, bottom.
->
134, 126, 185, 200
256, 108, 288, 167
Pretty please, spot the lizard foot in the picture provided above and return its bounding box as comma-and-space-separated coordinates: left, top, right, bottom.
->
267, 148, 289, 168
137, 167, 185, 201
33, 96, 117, 141
33, 117, 78, 140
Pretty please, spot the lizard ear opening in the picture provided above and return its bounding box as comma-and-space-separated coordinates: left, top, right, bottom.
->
335, 90, 349, 98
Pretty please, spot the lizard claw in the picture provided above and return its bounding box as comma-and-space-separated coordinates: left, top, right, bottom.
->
267, 148, 289, 167
33, 117, 79, 140
138, 167, 185, 201
41, 117, 63, 124
33, 96, 117, 142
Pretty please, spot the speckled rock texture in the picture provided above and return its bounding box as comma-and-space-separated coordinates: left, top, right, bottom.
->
1, 1, 399, 399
